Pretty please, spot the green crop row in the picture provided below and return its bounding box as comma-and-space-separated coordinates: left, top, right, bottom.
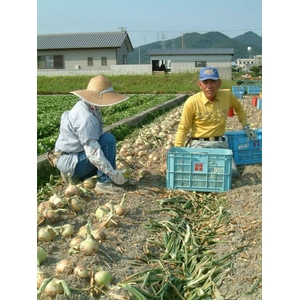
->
37, 94, 176, 155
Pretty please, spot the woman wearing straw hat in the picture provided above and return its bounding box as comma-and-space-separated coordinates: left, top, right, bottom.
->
53, 75, 129, 193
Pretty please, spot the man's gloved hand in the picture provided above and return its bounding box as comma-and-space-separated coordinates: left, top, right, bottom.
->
243, 125, 257, 140
108, 169, 128, 185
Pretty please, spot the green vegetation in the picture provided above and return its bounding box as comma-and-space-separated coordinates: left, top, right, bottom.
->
37, 94, 176, 155
37, 72, 236, 95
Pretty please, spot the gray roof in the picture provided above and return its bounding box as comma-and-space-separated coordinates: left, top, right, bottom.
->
147, 48, 234, 56
37, 31, 133, 51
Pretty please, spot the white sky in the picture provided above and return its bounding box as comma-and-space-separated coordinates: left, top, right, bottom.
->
37, 0, 262, 47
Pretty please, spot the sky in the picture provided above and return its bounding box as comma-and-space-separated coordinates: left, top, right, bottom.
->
37, 0, 262, 48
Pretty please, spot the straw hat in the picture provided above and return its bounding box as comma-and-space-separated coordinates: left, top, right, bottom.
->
70, 75, 129, 107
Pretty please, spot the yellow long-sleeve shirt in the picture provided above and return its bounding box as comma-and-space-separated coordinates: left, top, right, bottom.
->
174, 90, 249, 147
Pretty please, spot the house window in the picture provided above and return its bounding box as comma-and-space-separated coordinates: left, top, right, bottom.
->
37, 55, 63, 69
101, 57, 107, 66
195, 61, 206, 67
87, 57, 93, 66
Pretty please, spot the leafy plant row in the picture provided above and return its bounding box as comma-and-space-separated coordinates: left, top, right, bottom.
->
37, 94, 176, 155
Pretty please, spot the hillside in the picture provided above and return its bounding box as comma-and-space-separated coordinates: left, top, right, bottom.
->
128, 31, 262, 64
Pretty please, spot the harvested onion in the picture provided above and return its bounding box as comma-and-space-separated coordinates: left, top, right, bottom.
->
64, 173, 80, 197
38, 226, 57, 242
83, 175, 98, 189
74, 265, 91, 279
94, 270, 112, 287
37, 246, 47, 266
56, 259, 73, 275
114, 193, 126, 216
79, 218, 99, 255
42, 278, 67, 297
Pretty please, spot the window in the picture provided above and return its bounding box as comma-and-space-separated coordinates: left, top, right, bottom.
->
101, 57, 107, 66
195, 61, 206, 67
37, 55, 63, 69
87, 57, 93, 66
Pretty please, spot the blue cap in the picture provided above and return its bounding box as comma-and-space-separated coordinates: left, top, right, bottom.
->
199, 67, 219, 81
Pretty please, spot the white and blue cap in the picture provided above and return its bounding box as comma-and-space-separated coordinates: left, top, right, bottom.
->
199, 67, 219, 81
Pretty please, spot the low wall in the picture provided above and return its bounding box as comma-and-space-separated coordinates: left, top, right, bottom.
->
37, 64, 152, 76
37, 94, 188, 169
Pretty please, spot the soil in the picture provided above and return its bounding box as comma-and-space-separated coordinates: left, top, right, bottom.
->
37, 97, 262, 300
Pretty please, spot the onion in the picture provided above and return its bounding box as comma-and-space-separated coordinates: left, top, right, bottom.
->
105, 216, 120, 228
94, 270, 113, 287
114, 193, 126, 216
64, 173, 81, 197
38, 226, 57, 242
55, 259, 73, 275
37, 201, 56, 213
92, 228, 107, 241
47, 183, 65, 207
69, 235, 84, 247
78, 224, 88, 237
37, 246, 47, 266
60, 224, 75, 238
74, 265, 91, 279
79, 218, 99, 255
37, 212, 44, 225
37, 271, 44, 289
43, 278, 64, 297
139, 169, 150, 179
83, 175, 98, 189
42, 209, 60, 223
69, 197, 81, 212
95, 206, 110, 221
121, 168, 131, 179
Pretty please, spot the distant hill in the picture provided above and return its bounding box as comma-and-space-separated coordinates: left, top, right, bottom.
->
128, 31, 262, 64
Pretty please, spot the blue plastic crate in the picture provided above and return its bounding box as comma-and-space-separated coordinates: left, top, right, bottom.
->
232, 86, 246, 94
225, 129, 262, 165
247, 86, 260, 95
166, 147, 232, 192
233, 91, 243, 99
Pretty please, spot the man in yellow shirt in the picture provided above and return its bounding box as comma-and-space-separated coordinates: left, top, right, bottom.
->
174, 66, 256, 177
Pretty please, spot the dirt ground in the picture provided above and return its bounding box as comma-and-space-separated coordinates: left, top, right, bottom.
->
37, 97, 262, 300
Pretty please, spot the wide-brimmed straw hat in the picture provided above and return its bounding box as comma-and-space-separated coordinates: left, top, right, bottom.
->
70, 75, 129, 107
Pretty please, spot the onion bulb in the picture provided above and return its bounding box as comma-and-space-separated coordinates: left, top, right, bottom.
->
43, 278, 65, 297
42, 209, 60, 223
69, 235, 84, 247
77, 224, 88, 238
37, 271, 45, 289
79, 218, 99, 255
59, 224, 75, 238
139, 169, 150, 179
114, 193, 126, 216
46, 183, 65, 207
69, 197, 81, 212
92, 228, 107, 241
121, 168, 131, 179
83, 175, 98, 189
38, 226, 57, 242
64, 173, 80, 197
37, 246, 47, 266
94, 270, 113, 287
74, 265, 91, 279
95, 206, 110, 221
55, 259, 73, 275
37, 201, 56, 213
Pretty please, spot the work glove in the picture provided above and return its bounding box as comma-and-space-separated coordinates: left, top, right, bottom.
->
108, 170, 127, 185
108, 169, 130, 185
243, 125, 257, 140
